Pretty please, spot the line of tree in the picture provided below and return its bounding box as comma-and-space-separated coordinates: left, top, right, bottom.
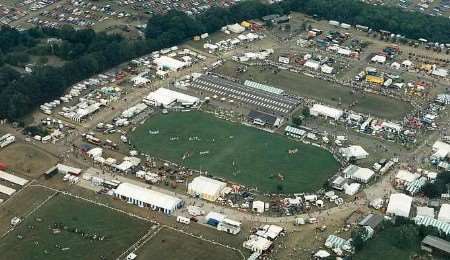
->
145, 0, 450, 43
1, 0, 449, 120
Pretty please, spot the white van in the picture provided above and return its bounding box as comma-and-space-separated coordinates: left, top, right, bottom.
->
176, 216, 191, 225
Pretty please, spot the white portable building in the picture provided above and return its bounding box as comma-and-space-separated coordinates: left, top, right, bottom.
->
217, 218, 241, 234
56, 164, 82, 176
252, 200, 265, 213
304, 60, 320, 70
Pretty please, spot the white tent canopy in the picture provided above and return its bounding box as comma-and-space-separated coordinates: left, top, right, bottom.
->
438, 204, 450, 223
343, 165, 375, 183
154, 56, 187, 71
0, 171, 28, 186
339, 145, 369, 160
188, 176, 226, 202
0, 184, 16, 196
145, 88, 199, 108
310, 104, 343, 120
114, 183, 182, 214
386, 193, 412, 217
416, 206, 435, 218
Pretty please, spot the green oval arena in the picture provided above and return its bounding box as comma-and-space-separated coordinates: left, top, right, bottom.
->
130, 111, 340, 193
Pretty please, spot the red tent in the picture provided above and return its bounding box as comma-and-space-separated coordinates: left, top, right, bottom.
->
0, 162, 8, 171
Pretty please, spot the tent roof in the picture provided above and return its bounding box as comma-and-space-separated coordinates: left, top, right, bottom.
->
115, 183, 182, 211
0, 171, 28, 186
146, 88, 199, 107
188, 176, 226, 197
311, 104, 343, 119
438, 204, 450, 223
386, 193, 412, 217
416, 206, 435, 218
395, 169, 419, 183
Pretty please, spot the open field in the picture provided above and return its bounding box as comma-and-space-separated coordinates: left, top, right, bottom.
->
214, 61, 412, 120
0, 190, 153, 260
130, 111, 340, 193
0, 143, 58, 177
0, 185, 54, 234
136, 227, 243, 260
353, 225, 441, 260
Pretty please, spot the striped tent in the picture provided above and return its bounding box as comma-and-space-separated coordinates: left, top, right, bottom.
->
406, 177, 427, 195
244, 80, 284, 95
415, 216, 450, 234
325, 235, 352, 251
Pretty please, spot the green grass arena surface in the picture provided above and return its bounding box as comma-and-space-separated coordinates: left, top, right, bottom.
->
0, 193, 153, 260
130, 112, 340, 193
136, 227, 243, 260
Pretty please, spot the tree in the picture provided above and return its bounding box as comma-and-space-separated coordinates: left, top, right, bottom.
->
394, 225, 419, 249
302, 107, 310, 118
292, 116, 303, 126
351, 227, 368, 251
37, 56, 48, 65
421, 171, 450, 198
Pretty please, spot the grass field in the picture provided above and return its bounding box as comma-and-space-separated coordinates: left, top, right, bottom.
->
354, 225, 440, 260
0, 186, 55, 234
0, 143, 58, 177
214, 61, 412, 120
130, 111, 340, 193
136, 227, 243, 260
0, 192, 153, 260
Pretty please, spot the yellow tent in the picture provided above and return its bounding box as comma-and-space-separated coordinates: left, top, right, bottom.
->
241, 21, 252, 28
366, 75, 384, 85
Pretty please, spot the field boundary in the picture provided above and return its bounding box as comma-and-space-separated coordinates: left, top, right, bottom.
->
29, 184, 157, 224
1, 184, 246, 260
163, 225, 246, 260
0, 179, 35, 210
126, 225, 246, 260
116, 226, 164, 260
0, 183, 58, 239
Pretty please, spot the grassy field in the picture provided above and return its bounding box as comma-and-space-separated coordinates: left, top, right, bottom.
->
136, 227, 243, 260
354, 225, 438, 260
130, 111, 340, 193
0, 186, 55, 234
214, 61, 412, 120
0, 143, 58, 178
0, 192, 153, 260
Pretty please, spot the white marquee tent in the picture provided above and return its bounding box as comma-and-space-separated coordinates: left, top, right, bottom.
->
339, 145, 369, 160
114, 183, 182, 214
145, 88, 199, 108
438, 204, 450, 223
188, 176, 226, 202
310, 104, 343, 120
386, 193, 412, 217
